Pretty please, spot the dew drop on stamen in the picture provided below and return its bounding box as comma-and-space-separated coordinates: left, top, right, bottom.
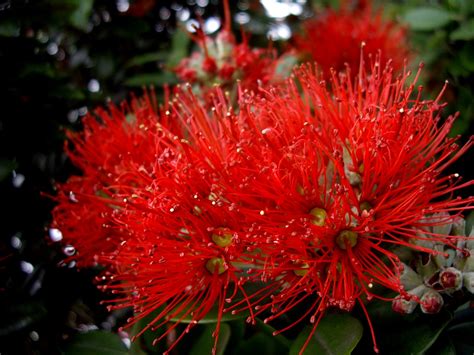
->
63, 245, 76, 256
49, 228, 63, 242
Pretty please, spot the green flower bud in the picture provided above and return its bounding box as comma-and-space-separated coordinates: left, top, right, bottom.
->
336, 230, 358, 249
400, 263, 423, 291
205, 257, 227, 275
463, 272, 474, 294
309, 207, 327, 227
211, 228, 233, 247
293, 262, 310, 277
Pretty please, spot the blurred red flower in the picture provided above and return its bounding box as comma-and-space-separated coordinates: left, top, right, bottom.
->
293, 4, 409, 76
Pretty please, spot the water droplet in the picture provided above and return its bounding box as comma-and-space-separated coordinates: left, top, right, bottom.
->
20, 260, 34, 274
88, 79, 100, 93
12, 171, 25, 188
46, 42, 58, 56
116, 0, 129, 12
29, 331, 39, 341
49, 228, 63, 242
63, 245, 76, 256
68, 191, 78, 203
11, 234, 22, 249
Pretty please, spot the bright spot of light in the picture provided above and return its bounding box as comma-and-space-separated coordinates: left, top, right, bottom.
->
30, 331, 40, 341
204, 17, 221, 34
260, 0, 303, 18
235, 12, 250, 25
88, 79, 100, 93
186, 19, 200, 33
159, 7, 171, 20
49, 228, 63, 242
46, 42, 58, 55
267, 22, 292, 40
12, 171, 25, 188
177, 8, 190, 22
197, 0, 209, 7
20, 260, 34, 274
11, 234, 22, 249
117, 0, 129, 12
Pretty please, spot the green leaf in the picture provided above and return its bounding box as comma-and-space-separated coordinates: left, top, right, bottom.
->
226, 320, 246, 352
256, 319, 291, 348
64, 331, 128, 355
466, 211, 474, 235
234, 333, 286, 355
448, 321, 474, 354
451, 19, 474, 41
0, 159, 17, 183
459, 43, 474, 72
0, 19, 20, 37
403, 8, 455, 31
69, 0, 94, 31
427, 335, 456, 355
0, 301, 47, 336
168, 304, 248, 324
189, 323, 231, 355
166, 28, 191, 68
130, 307, 166, 354
368, 298, 452, 355
123, 72, 178, 87
289, 313, 363, 355
126, 52, 168, 68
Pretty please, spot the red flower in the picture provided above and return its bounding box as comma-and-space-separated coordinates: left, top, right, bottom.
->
174, 2, 281, 101
52, 57, 472, 354
293, 3, 409, 76
196, 60, 472, 351
51, 91, 176, 266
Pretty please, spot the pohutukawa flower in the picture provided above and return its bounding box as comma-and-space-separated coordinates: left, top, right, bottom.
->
51, 55, 473, 355
293, 2, 409, 76
50, 91, 174, 266
174, 1, 284, 102
204, 59, 472, 352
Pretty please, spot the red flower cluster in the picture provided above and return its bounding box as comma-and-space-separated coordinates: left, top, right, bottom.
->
293, 3, 409, 76
51, 58, 472, 353
174, 2, 283, 102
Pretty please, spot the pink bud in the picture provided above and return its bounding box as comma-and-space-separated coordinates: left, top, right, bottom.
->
392, 296, 417, 314
439, 267, 463, 291
420, 290, 444, 314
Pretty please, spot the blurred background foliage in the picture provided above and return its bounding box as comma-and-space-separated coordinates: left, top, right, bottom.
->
0, 0, 473, 354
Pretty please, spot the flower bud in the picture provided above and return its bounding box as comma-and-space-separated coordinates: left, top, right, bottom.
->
410, 228, 435, 250
392, 297, 417, 314
309, 207, 327, 227
439, 267, 462, 291
399, 263, 423, 291
431, 212, 452, 237
462, 252, 474, 272
205, 257, 227, 275
420, 290, 444, 314
336, 230, 358, 249
211, 228, 233, 247
451, 216, 466, 237
415, 254, 439, 279
463, 272, 474, 294
466, 227, 474, 250
434, 245, 455, 268
392, 285, 427, 314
